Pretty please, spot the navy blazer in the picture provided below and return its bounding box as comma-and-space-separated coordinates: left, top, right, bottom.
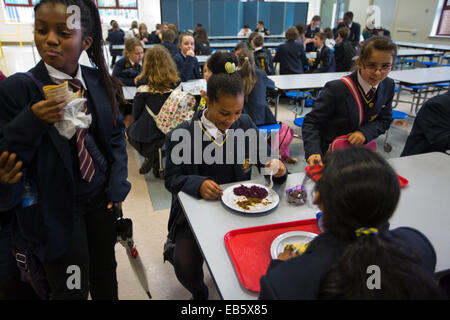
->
311, 46, 336, 73
0, 60, 131, 261
259, 227, 437, 299
173, 52, 201, 82
401, 90, 450, 156
162, 42, 179, 57
334, 40, 356, 72
337, 22, 361, 47
302, 71, 394, 160
164, 111, 287, 233
112, 57, 142, 86
106, 29, 125, 56
305, 25, 321, 52
274, 40, 308, 75
242, 69, 276, 126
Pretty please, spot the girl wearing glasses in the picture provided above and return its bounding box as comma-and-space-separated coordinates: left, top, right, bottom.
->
302, 36, 397, 165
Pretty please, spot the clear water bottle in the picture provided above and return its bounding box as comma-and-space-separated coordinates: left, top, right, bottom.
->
21, 176, 38, 207
316, 211, 324, 232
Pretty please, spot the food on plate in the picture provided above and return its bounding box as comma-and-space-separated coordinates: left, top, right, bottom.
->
283, 241, 310, 257
236, 197, 273, 211
233, 184, 268, 200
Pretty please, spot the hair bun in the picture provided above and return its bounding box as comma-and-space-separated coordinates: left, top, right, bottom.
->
224, 62, 236, 74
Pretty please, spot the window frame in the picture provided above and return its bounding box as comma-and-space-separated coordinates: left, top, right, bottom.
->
3, 0, 36, 8
436, 0, 450, 36
95, 0, 138, 10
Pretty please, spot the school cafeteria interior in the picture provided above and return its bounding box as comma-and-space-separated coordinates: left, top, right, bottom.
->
0, 0, 449, 301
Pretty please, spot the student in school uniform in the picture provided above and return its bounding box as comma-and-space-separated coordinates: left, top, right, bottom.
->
238, 49, 297, 164
106, 21, 125, 68
138, 23, 150, 44
238, 24, 252, 37
173, 33, 202, 82
336, 11, 361, 48
160, 29, 179, 57
334, 26, 356, 72
259, 148, 445, 300
251, 34, 275, 76
305, 15, 322, 52
255, 21, 270, 36
194, 27, 211, 56
164, 51, 287, 300
0, 0, 131, 300
308, 32, 336, 73
112, 37, 144, 86
302, 36, 397, 166
127, 46, 180, 176
401, 89, 450, 157
274, 27, 308, 75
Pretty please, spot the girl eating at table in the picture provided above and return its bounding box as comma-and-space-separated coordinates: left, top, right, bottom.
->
259, 148, 445, 299
164, 51, 287, 300
302, 36, 396, 166
173, 33, 201, 82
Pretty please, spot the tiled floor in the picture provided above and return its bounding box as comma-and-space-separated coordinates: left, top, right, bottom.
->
0, 44, 442, 300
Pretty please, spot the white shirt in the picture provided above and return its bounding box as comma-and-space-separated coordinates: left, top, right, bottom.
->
200, 110, 228, 141
45, 62, 87, 91
357, 70, 378, 95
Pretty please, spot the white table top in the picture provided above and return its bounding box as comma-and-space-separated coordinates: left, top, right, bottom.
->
268, 72, 350, 91
178, 152, 450, 300
210, 42, 281, 49
389, 66, 450, 85
112, 44, 155, 50
209, 34, 285, 41
397, 49, 444, 57
394, 41, 450, 52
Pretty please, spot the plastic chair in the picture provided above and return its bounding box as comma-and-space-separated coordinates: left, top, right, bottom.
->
383, 110, 408, 152
285, 90, 314, 116
257, 123, 281, 134
293, 117, 304, 128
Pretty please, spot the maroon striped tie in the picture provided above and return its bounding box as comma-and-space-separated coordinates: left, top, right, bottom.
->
68, 79, 96, 183
367, 87, 376, 101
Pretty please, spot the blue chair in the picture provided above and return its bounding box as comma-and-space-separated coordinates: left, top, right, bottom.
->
383, 110, 409, 152
285, 90, 314, 116
420, 55, 439, 68
293, 117, 304, 128
258, 123, 281, 134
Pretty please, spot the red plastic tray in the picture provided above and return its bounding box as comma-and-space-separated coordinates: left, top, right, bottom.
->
305, 165, 409, 188
224, 219, 321, 293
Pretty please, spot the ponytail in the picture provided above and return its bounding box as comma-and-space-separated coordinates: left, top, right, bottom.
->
237, 49, 257, 102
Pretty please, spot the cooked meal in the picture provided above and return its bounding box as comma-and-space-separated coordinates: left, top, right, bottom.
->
236, 197, 272, 211
283, 241, 310, 257
233, 184, 268, 200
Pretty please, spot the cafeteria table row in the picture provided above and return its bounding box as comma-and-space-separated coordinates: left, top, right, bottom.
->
178, 152, 450, 299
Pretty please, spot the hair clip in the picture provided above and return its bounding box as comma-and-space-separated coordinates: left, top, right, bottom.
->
225, 62, 236, 74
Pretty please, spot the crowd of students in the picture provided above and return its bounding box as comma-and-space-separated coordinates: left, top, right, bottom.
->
0, 0, 449, 301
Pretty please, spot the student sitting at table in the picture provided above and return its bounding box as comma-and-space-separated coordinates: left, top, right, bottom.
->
302, 36, 397, 166
255, 20, 270, 36
251, 35, 275, 76
274, 27, 308, 75
161, 29, 179, 57
234, 42, 250, 58
305, 15, 322, 52
194, 27, 211, 56
164, 51, 287, 300
173, 33, 202, 82
238, 49, 297, 164
401, 88, 450, 157
112, 37, 144, 86
308, 32, 336, 73
238, 24, 252, 37
128, 46, 180, 176
138, 23, 150, 44
334, 26, 356, 72
259, 148, 445, 300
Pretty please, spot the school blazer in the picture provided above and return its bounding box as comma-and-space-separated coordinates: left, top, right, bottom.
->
312, 46, 336, 73
401, 90, 450, 157
173, 52, 201, 82
259, 226, 437, 300
302, 71, 394, 160
0, 60, 131, 261
274, 40, 308, 75
112, 57, 142, 86
334, 40, 356, 72
164, 111, 287, 231
337, 22, 361, 47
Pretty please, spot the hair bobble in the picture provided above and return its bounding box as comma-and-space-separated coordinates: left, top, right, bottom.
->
355, 227, 379, 237
225, 62, 236, 74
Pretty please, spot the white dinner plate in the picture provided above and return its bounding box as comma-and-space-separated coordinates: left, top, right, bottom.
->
221, 183, 279, 215
270, 231, 318, 259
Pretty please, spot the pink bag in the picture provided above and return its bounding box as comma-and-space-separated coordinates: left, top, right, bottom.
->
328, 76, 377, 152
271, 122, 294, 160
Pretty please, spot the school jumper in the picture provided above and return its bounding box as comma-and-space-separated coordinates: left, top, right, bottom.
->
259, 226, 437, 299
0, 60, 131, 299
334, 40, 356, 72
311, 45, 336, 73
302, 70, 394, 160
401, 90, 450, 157
305, 25, 321, 52
241, 69, 276, 126
112, 57, 142, 86
337, 22, 361, 48
274, 40, 308, 75
162, 42, 179, 57
194, 40, 211, 56
173, 52, 202, 82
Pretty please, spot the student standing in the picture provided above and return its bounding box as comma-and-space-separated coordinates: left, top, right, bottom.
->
302, 36, 396, 166
106, 21, 125, 68
0, 0, 131, 299
336, 12, 361, 48
274, 27, 308, 75
334, 26, 356, 72
308, 32, 336, 73
164, 51, 287, 299
251, 34, 275, 76
259, 148, 445, 300
173, 33, 201, 82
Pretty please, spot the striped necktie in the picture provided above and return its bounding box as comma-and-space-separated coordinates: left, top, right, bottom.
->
68, 79, 96, 183
366, 87, 376, 101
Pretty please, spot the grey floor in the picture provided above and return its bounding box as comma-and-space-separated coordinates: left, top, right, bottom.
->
1, 44, 444, 300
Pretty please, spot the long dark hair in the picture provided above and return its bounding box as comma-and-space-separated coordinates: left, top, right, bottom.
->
35, 0, 124, 122
316, 148, 445, 299
236, 48, 256, 102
